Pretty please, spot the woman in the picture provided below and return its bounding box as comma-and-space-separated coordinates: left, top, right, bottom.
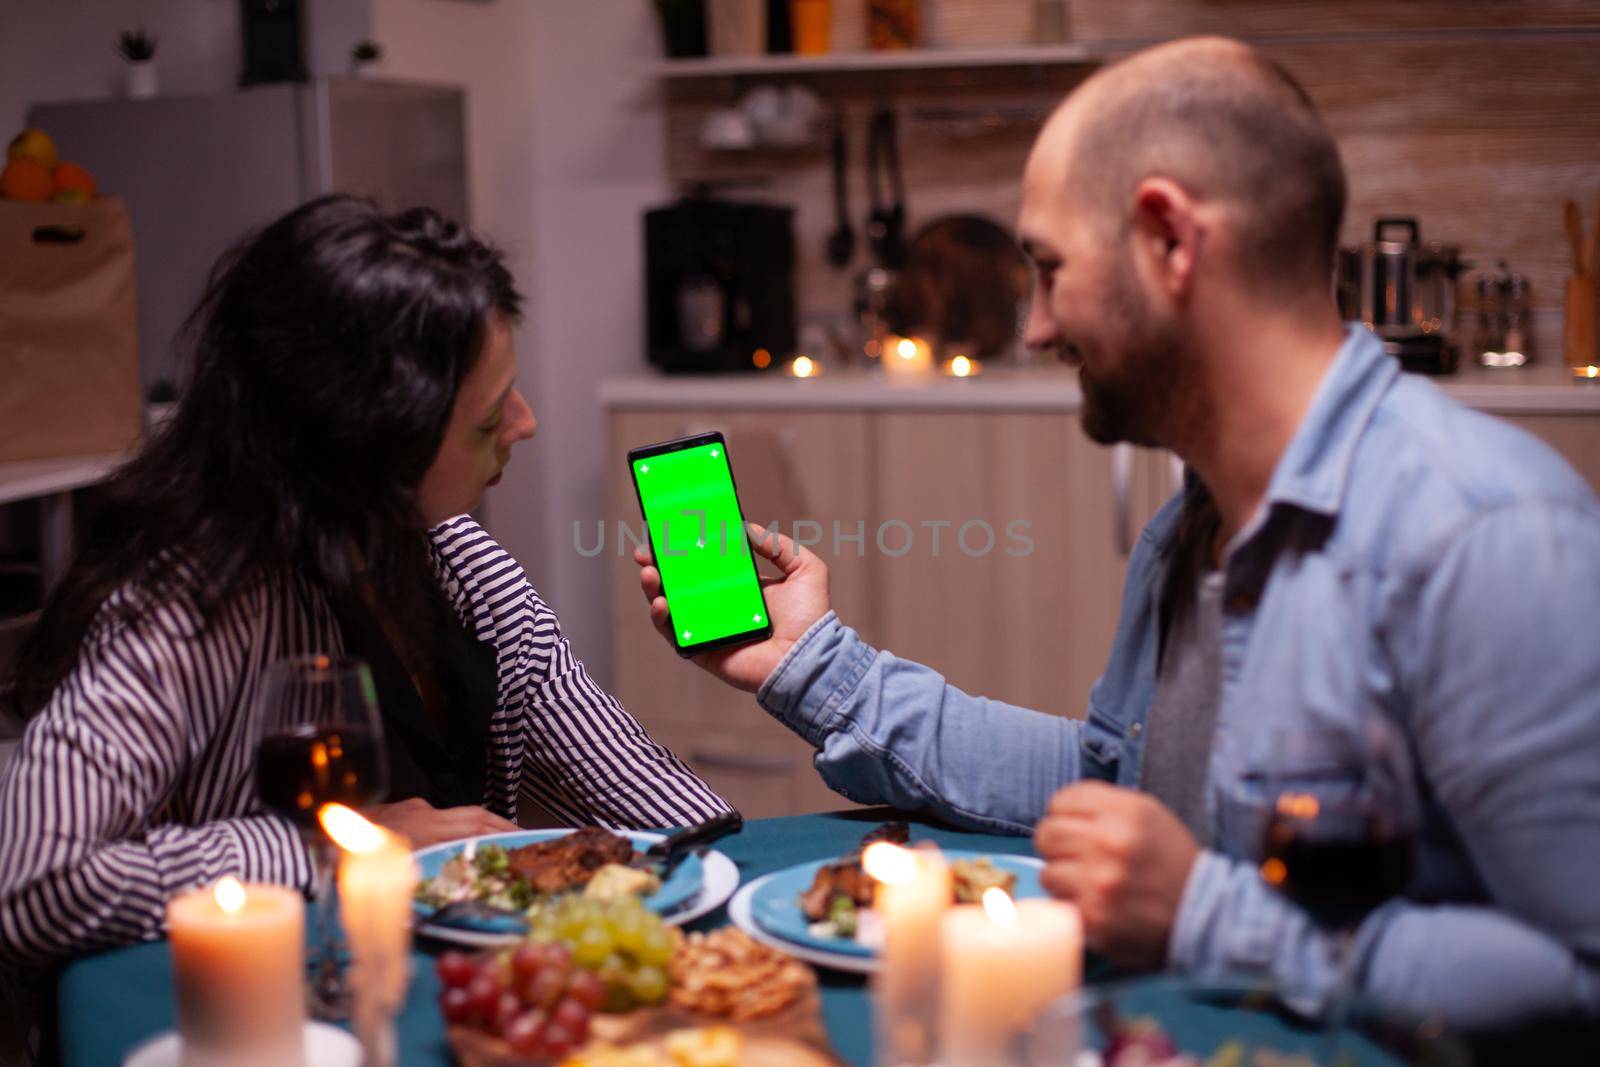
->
0, 196, 729, 968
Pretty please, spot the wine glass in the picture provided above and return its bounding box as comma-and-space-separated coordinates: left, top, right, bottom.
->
253, 655, 388, 1020
1254, 712, 1418, 1038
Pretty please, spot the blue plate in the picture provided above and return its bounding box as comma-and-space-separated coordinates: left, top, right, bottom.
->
748, 850, 1044, 959
412, 830, 704, 934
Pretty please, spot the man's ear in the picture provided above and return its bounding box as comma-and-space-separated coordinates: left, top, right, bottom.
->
1130, 177, 1202, 302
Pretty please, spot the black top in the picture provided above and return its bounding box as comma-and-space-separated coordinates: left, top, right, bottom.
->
338, 601, 498, 809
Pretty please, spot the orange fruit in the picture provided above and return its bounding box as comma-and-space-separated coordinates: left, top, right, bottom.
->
52, 161, 96, 198
6, 127, 59, 170
1, 156, 54, 201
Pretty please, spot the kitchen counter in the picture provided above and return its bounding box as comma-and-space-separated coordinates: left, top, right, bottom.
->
600, 358, 1600, 415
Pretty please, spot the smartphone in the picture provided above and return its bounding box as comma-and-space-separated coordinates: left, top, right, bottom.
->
628, 431, 773, 657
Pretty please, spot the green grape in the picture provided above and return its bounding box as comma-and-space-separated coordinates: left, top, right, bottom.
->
611, 907, 647, 953
637, 925, 676, 967
573, 924, 615, 968
629, 964, 669, 1005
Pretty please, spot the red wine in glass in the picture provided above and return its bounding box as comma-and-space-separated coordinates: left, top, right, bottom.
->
255, 724, 385, 833
1260, 796, 1416, 930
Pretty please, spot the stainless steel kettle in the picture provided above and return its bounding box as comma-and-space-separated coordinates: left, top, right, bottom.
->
1337, 217, 1469, 374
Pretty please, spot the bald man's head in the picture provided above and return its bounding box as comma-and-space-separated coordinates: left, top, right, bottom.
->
1038, 37, 1345, 298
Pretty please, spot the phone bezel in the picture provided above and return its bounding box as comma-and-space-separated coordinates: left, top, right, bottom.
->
627, 430, 775, 658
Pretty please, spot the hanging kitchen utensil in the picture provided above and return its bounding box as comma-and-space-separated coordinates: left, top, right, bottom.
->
865, 106, 908, 269
827, 113, 855, 268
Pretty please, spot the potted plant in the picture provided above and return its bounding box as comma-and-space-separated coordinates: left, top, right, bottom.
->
116, 29, 158, 99
349, 39, 384, 77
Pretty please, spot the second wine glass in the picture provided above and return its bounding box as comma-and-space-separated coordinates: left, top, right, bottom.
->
253, 654, 388, 1021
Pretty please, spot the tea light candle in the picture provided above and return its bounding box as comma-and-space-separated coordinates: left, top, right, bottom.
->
938, 889, 1082, 1067
321, 804, 417, 1067
883, 335, 934, 379
166, 877, 306, 1067
864, 842, 951, 1065
943, 354, 982, 378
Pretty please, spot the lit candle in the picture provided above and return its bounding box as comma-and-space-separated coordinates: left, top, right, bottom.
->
864, 842, 951, 1066
321, 804, 418, 1067
787, 354, 821, 378
166, 877, 306, 1067
938, 889, 1082, 1067
942, 354, 982, 378
882, 335, 934, 379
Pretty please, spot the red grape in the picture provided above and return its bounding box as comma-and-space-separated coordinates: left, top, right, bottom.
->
466, 973, 502, 1022
525, 966, 566, 1010
567, 969, 606, 1012
491, 990, 523, 1033
541, 1022, 577, 1058
503, 1009, 547, 1057
540, 940, 573, 971
435, 951, 476, 989
511, 942, 545, 983
438, 986, 473, 1025
552, 996, 590, 1041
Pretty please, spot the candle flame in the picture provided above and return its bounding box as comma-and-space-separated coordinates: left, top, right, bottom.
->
319, 803, 387, 854
895, 338, 917, 361
982, 886, 1018, 926
1275, 793, 1320, 820
214, 876, 246, 915
1587, 365, 1599, 379
792, 355, 816, 378
950, 355, 974, 377
862, 842, 917, 886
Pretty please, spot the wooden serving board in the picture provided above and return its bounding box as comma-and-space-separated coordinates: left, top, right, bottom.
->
448, 987, 846, 1067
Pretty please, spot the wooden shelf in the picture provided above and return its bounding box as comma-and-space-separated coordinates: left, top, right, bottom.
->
655, 43, 1098, 80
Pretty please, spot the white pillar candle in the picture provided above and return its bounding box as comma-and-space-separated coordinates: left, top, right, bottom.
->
864, 843, 951, 1066
938, 891, 1082, 1067
883, 336, 934, 379
166, 877, 306, 1067
322, 804, 418, 1067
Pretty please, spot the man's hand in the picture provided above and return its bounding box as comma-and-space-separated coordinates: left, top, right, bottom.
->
365, 797, 517, 848
635, 523, 831, 693
1033, 781, 1200, 971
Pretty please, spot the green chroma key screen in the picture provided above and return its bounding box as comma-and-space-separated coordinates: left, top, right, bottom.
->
630, 436, 770, 654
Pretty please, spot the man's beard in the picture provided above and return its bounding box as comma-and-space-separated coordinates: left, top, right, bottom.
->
1076, 254, 1183, 448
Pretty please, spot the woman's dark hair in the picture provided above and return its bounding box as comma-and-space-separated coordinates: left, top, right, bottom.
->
5, 194, 521, 718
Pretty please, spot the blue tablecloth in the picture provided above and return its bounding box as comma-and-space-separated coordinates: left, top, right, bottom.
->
57, 809, 1037, 1066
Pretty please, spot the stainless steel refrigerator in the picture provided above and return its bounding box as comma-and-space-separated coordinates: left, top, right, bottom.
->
31, 78, 469, 389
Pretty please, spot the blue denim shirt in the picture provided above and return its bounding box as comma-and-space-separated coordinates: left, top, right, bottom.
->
757, 328, 1600, 1027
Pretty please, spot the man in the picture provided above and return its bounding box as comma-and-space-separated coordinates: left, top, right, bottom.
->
636, 38, 1600, 1030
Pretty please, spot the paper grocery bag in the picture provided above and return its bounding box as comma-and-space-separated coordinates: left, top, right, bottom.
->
0, 195, 142, 463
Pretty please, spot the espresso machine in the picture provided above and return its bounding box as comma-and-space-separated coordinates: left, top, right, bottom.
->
1338, 217, 1469, 374
644, 191, 796, 374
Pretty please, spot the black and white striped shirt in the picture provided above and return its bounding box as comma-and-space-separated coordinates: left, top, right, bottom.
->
0, 516, 729, 967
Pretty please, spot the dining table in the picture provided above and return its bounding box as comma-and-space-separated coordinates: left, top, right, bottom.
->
59, 808, 1047, 1066
56, 807, 1463, 1067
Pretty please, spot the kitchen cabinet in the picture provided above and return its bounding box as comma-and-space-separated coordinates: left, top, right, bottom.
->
869, 413, 1171, 715
1502, 415, 1600, 493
